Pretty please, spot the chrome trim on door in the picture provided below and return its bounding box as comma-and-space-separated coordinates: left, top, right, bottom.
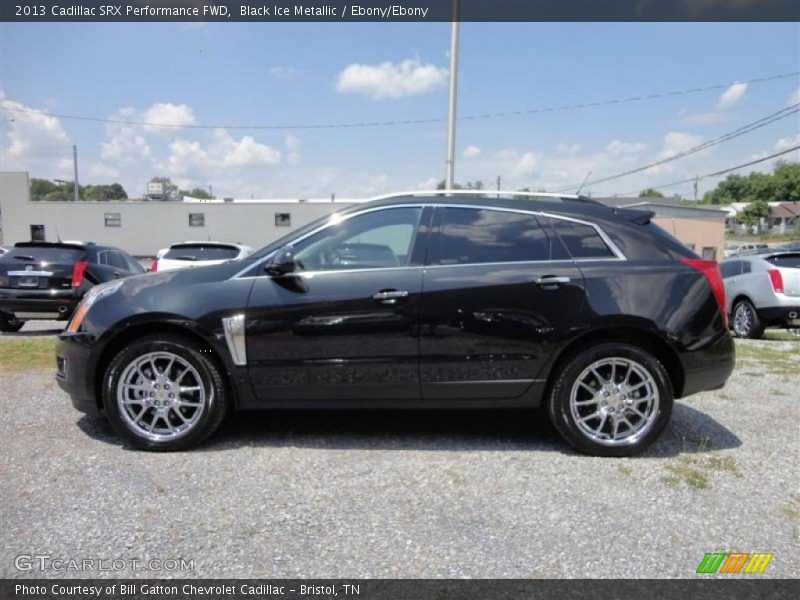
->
222, 314, 247, 366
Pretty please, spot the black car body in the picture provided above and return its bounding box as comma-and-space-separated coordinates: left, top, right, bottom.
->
56, 193, 735, 455
0, 241, 144, 331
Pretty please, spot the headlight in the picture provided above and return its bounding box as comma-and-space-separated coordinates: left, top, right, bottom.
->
66, 280, 124, 333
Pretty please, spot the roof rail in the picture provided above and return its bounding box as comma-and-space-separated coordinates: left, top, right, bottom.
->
367, 189, 598, 204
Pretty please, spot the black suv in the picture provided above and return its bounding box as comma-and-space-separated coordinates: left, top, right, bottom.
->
55, 193, 734, 455
0, 241, 144, 332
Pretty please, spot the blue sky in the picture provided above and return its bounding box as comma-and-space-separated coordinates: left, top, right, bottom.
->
1, 21, 798, 199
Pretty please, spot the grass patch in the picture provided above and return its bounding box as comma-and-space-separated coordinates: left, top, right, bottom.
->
0, 338, 56, 373
734, 340, 800, 374
764, 330, 800, 342
664, 460, 709, 489
662, 454, 741, 489
781, 494, 800, 521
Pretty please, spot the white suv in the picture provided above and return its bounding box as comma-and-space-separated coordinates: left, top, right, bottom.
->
151, 242, 253, 272
721, 252, 800, 338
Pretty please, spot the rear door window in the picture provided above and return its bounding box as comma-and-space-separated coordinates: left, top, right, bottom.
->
163, 245, 240, 261
548, 219, 615, 259
432, 207, 551, 265
765, 253, 800, 268
721, 261, 742, 279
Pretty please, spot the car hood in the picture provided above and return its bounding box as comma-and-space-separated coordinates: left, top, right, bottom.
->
122, 259, 254, 291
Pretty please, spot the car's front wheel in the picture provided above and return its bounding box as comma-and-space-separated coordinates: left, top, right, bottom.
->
103, 334, 228, 451
0, 312, 24, 333
547, 343, 673, 457
732, 299, 763, 339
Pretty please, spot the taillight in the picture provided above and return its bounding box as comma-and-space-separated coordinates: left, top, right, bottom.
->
150, 260, 158, 272
71, 261, 87, 288
681, 258, 727, 327
767, 269, 784, 293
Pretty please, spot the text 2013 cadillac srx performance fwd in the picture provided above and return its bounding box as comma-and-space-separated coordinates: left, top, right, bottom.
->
56, 192, 735, 455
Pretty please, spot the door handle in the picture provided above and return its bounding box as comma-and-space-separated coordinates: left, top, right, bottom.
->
372, 290, 409, 304
534, 275, 571, 286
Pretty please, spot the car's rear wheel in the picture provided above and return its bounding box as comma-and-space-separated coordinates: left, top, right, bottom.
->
103, 335, 228, 451
732, 299, 763, 339
547, 343, 673, 457
0, 312, 24, 332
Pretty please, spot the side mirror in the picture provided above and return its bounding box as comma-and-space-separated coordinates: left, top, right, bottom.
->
265, 244, 297, 276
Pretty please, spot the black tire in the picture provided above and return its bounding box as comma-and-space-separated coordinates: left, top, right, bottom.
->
0, 312, 24, 333
547, 343, 674, 457
732, 299, 764, 339
103, 334, 228, 451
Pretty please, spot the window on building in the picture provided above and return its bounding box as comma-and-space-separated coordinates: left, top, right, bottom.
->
275, 213, 291, 227
701, 247, 716, 260
30, 224, 46, 241
189, 213, 205, 227
104, 213, 122, 227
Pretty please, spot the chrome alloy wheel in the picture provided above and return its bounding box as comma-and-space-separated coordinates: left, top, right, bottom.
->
116, 351, 206, 442
569, 357, 660, 447
733, 303, 754, 337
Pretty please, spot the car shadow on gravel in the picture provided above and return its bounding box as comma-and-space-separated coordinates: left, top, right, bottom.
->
76, 401, 741, 457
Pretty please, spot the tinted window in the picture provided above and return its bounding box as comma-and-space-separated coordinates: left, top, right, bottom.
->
2, 245, 84, 263
163, 245, 240, 261
293, 207, 422, 271
434, 208, 550, 265
720, 261, 741, 279
550, 219, 614, 259
765, 253, 800, 268
121, 253, 144, 273
742, 261, 752, 274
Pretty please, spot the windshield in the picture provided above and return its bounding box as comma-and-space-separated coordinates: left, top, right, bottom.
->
163, 244, 240, 261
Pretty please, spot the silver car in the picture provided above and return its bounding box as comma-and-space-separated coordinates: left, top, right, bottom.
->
721, 251, 800, 338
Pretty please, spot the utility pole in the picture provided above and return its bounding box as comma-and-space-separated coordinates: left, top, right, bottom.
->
693, 175, 699, 202
444, 0, 460, 190
72, 144, 79, 202
496, 175, 501, 191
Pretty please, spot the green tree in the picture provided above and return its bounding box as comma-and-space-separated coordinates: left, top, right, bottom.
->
83, 183, 128, 201
638, 188, 664, 198
179, 187, 213, 199
436, 180, 464, 190
738, 199, 771, 231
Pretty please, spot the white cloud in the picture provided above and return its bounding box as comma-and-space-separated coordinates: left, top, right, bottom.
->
556, 143, 583, 156
336, 58, 448, 100
716, 82, 747, 110
775, 133, 800, 152
788, 87, 800, 106
416, 177, 439, 190
285, 135, 301, 152
101, 108, 151, 161
661, 132, 704, 156
495, 148, 518, 160
161, 129, 282, 176
605, 140, 647, 157
513, 152, 540, 176
462, 145, 481, 158
270, 66, 302, 79
0, 93, 73, 178
141, 102, 196, 132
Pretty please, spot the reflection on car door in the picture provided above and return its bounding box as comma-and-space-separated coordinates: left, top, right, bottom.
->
419, 206, 585, 400
246, 206, 432, 402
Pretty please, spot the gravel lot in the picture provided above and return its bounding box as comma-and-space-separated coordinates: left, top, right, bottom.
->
0, 334, 798, 579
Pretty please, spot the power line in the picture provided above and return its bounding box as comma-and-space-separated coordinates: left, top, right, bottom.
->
540, 102, 800, 192
0, 71, 797, 131
617, 145, 800, 195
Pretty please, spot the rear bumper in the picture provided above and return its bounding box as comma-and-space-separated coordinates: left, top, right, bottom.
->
55, 332, 102, 416
680, 332, 736, 398
0, 289, 78, 320
757, 305, 800, 328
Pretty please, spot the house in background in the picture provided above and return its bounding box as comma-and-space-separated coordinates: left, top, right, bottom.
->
723, 201, 800, 234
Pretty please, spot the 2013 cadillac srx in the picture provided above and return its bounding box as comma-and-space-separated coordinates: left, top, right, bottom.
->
56, 192, 735, 455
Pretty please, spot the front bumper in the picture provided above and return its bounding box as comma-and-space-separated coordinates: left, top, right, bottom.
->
0, 288, 77, 320
757, 305, 800, 328
55, 333, 102, 416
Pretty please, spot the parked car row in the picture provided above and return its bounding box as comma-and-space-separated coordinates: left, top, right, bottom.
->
53, 191, 735, 456
0, 240, 250, 332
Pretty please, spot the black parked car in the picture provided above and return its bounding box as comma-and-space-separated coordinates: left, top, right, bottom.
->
0, 241, 144, 332
56, 193, 734, 455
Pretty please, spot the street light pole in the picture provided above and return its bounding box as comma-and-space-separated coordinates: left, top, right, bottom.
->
444, 0, 460, 190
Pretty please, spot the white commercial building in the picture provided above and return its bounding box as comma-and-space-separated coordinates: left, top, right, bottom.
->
0, 172, 359, 256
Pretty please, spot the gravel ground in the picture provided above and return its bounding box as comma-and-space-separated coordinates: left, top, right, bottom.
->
0, 337, 798, 579
1, 319, 65, 338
